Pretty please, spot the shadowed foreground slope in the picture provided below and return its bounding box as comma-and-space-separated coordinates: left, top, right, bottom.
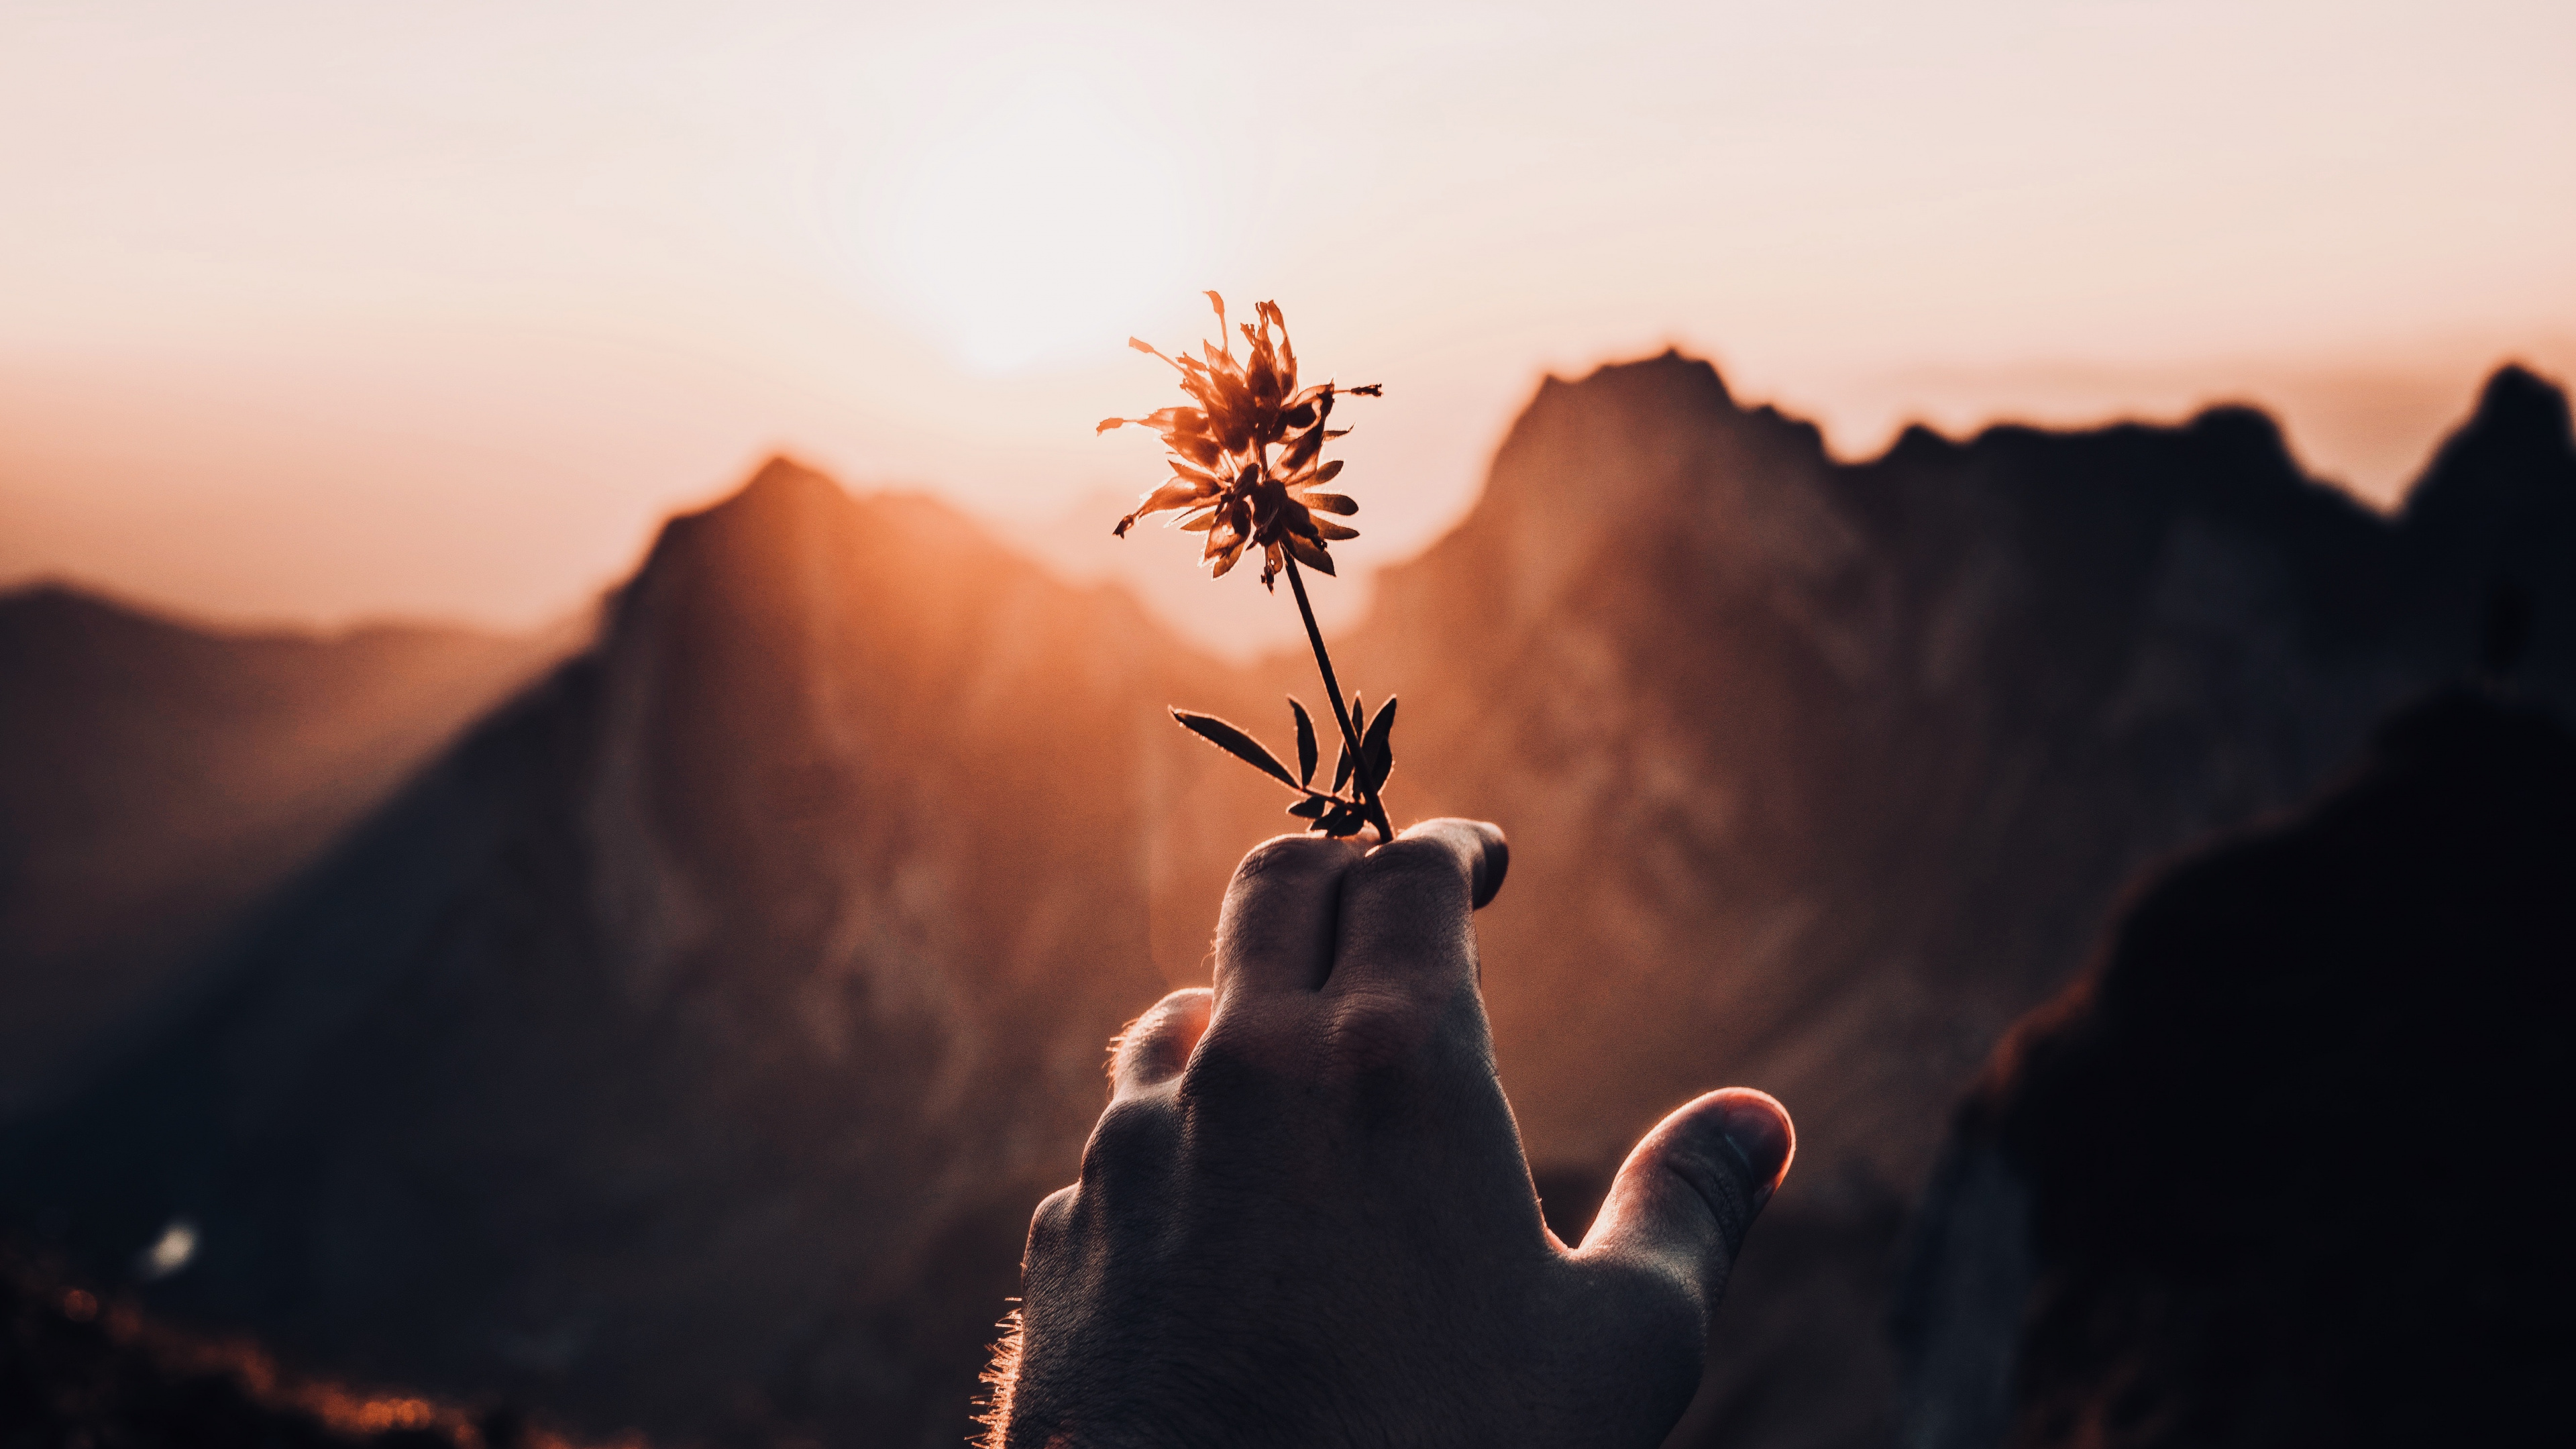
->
1896, 690, 2576, 1449
5, 358, 2573, 1447
3, 1240, 600, 1449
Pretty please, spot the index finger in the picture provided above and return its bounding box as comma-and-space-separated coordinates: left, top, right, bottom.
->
1213, 833, 1366, 998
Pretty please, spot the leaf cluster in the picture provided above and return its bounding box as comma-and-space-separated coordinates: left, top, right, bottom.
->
1173, 693, 1397, 838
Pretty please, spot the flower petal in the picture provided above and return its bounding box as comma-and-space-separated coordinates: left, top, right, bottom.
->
1132, 480, 1203, 516
1130, 338, 1187, 372
1277, 426, 1324, 472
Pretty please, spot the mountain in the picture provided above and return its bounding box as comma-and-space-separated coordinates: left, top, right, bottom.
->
1892, 690, 2576, 1449
0, 585, 566, 1116
1, 465, 1204, 1447
3, 359, 2570, 1448
1170, 355, 2575, 1446
1356, 356, 2563, 1171
1312, 357, 2572, 1444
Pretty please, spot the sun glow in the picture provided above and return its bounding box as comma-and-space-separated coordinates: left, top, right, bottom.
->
834, 45, 1210, 374
5, 3, 2574, 639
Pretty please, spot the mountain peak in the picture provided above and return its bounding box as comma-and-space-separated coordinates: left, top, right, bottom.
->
1535, 348, 1735, 413
2402, 365, 2576, 533
647, 453, 851, 570
2182, 402, 2298, 472
627, 456, 1023, 616
2470, 363, 2573, 443
734, 452, 847, 513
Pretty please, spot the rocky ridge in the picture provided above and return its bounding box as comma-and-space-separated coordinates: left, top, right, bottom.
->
3, 356, 2569, 1448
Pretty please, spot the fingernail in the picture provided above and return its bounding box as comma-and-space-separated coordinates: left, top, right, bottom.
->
1715, 1093, 1794, 1210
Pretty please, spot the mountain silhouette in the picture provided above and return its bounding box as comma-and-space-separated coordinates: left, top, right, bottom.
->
1302, 354, 2573, 1445
2, 462, 1208, 1446
1893, 688, 2576, 1449
3, 357, 2569, 1447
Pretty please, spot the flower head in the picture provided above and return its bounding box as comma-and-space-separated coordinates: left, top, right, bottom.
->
1099, 292, 1379, 588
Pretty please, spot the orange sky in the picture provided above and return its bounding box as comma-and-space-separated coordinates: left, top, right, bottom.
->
4, 1, 2571, 657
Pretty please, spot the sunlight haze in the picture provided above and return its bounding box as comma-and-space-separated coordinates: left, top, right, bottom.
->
3, 0, 2571, 655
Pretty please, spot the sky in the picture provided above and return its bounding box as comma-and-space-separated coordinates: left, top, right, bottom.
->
3, 0, 2572, 656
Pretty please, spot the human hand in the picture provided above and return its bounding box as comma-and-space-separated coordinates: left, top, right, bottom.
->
985, 820, 1794, 1448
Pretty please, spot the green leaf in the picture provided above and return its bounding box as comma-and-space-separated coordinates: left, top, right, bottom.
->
1359, 695, 1398, 792
1289, 698, 1318, 786
1171, 709, 1297, 790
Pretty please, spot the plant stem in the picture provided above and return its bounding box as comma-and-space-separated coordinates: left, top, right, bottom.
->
1283, 556, 1393, 843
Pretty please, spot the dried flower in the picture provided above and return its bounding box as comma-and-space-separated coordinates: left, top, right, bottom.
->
1099, 292, 1380, 589
1102, 294, 1399, 842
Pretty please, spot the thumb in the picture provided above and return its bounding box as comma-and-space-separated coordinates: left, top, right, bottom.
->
1580, 1088, 1794, 1307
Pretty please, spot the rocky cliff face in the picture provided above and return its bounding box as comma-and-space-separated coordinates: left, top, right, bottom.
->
1316, 358, 2571, 1445
1359, 358, 2558, 1184
3, 360, 2569, 1448
1, 464, 1195, 1446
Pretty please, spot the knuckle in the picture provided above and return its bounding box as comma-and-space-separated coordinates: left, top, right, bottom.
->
1026, 1185, 1079, 1261
1326, 979, 1477, 1083
1110, 997, 1196, 1087
1077, 1097, 1176, 1188
1234, 833, 1344, 885
1657, 1126, 1761, 1265
1150, 985, 1215, 1017
1351, 839, 1467, 907
1175, 1026, 1264, 1105
1328, 1003, 1426, 1079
